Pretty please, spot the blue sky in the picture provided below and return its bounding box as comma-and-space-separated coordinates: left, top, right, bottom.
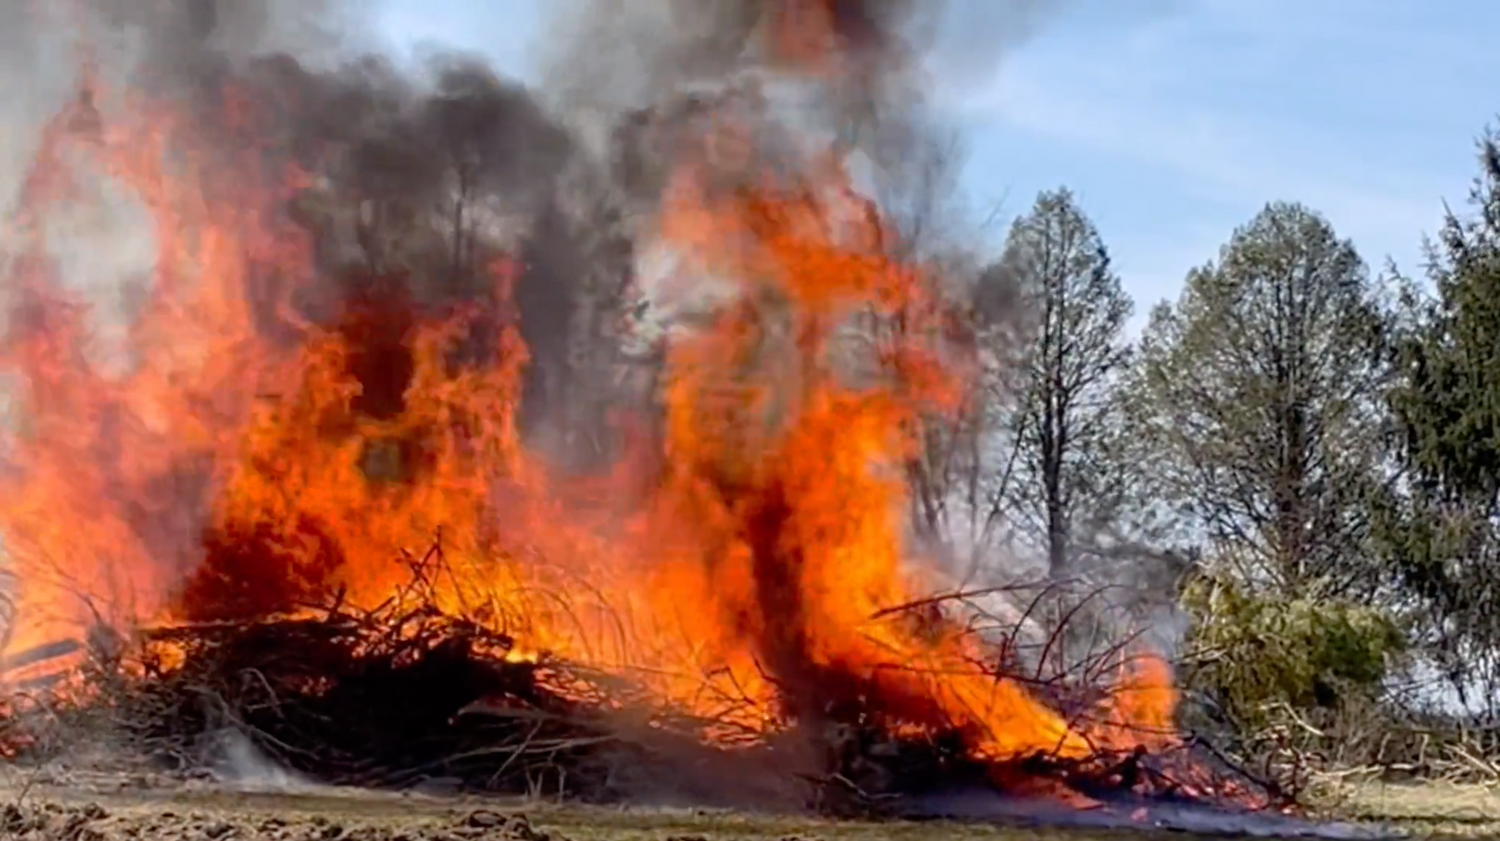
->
374, 0, 1500, 328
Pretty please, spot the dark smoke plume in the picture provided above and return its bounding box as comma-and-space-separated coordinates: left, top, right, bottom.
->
1, 0, 629, 456
1, 0, 1074, 457
2, 0, 1060, 460
1, 0, 1208, 809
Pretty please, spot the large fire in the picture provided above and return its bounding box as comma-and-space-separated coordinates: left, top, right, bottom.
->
0, 1, 1224, 812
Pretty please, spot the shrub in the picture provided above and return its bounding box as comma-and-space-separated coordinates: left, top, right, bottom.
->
1179, 574, 1406, 737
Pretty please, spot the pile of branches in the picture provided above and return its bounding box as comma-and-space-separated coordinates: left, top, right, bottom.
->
0, 562, 1287, 816
1, 582, 735, 800
799, 692, 1290, 816
118, 600, 781, 800
120, 608, 613, 793
1239, 694, 1500, 790
750, 589, 1291, 816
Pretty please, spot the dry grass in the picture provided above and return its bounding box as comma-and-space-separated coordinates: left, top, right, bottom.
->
1305, 775, 1500, 837
3, 763, 1459, 841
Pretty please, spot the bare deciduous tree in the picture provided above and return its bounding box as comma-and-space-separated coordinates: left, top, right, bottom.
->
1130, 202, 1395, 599
1000, 189, 1133, 578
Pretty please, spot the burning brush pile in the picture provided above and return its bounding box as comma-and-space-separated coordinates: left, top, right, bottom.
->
0, 0, 1279, 822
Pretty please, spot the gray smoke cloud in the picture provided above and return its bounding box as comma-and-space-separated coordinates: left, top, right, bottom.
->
0, 0, 1211, 808
0, 0, 1080, 431
0, 0, 613, 455
0, 0, 1075, 459
0, 0, 625, 647
0, 0, 1094, 647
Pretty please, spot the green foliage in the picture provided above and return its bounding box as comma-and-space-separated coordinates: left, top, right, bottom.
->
1381, 128, 1500, 700
1180, 573, 1406, 732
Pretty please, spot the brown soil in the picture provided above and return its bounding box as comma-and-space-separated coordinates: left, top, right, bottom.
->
3, 800, 546, 841
0, 771, 855, 841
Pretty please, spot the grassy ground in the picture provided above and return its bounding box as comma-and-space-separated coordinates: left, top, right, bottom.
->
3, 768, 1495, 840
1307, 777, 1500, 837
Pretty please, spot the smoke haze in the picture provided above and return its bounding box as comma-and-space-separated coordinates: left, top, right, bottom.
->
0, 0, 1160, 679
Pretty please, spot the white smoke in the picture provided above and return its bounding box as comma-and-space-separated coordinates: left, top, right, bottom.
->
209, 729, 318, 793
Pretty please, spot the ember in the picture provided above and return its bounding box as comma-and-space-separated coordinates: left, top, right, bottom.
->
1, 0, 1279, 821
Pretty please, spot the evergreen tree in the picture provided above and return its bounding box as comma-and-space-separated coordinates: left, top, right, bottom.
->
1384, 129, 1500, 706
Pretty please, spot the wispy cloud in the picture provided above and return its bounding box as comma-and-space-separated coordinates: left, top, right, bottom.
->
944, 0, 1500, 312
365, 0, 1500, 318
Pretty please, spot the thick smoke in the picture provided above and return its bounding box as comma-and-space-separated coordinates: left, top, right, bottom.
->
0, 0, 1146, 600
534, 1, 955, 368
0, 0, 631, 460
530, 0, 1187, 672
1, 0, 1074, 450
0, 0, 1207, 805
2, 0, 1066, 463
537, 0, 939, 195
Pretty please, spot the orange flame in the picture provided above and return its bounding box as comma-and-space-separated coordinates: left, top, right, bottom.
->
0, 4, 1194, 801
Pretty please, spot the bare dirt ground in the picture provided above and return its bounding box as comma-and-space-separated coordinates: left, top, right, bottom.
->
0, 766, 1481, 841
0, 771, 1042, 841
